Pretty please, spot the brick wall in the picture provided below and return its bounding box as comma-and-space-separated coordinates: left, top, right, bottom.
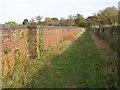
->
42, 27, 81, 49
94, 26, 119, 52
94, 26, 120, 82
0, 25, 83, 75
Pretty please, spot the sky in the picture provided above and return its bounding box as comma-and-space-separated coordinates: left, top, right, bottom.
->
0, 0, 118, 24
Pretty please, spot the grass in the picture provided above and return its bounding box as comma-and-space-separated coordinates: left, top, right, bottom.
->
92, 33, 118, 88
2, 29, 118, 88
24, 30, 106, 88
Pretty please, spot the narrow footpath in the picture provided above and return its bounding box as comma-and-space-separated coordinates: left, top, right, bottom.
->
26, 30, 108, 88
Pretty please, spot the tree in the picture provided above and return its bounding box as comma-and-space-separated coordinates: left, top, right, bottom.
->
44, 17, 59, 26
29, 17, 36, 25
86, 15, 101, 27
86, 6, 118, 27
98, 6, 118, 25
22, 19, 29, 25
44, 17, 52, 26
51, 18, 59, 26
67, 15, 75, 26
59, 18, 67, 26
119, 6, 120, 24
75, 14, 87, 27
36, 16, 42, 24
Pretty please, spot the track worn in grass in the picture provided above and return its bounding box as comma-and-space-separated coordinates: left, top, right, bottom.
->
25, 30, 106, 88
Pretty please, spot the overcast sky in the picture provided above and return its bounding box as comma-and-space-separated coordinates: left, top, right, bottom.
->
0, 0, 118, 24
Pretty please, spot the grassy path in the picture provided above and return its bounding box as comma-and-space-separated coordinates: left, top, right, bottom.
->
26, 30, 107, 88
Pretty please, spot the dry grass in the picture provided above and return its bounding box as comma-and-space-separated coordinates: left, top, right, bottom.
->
92, 33, 118, 88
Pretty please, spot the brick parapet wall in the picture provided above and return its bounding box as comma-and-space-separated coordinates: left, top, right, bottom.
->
94, 26, 119, 51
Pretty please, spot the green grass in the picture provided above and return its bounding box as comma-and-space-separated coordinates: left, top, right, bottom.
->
24, 30, 106, 88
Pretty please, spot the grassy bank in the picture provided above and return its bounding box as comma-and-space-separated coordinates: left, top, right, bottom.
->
92, 32, 118, 88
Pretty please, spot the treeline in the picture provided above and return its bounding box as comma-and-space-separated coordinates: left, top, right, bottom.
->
5, 6, 118, 28
22, 15, 87, 27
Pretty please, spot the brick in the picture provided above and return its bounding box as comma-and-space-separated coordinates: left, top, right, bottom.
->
1, 27, 82, 75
